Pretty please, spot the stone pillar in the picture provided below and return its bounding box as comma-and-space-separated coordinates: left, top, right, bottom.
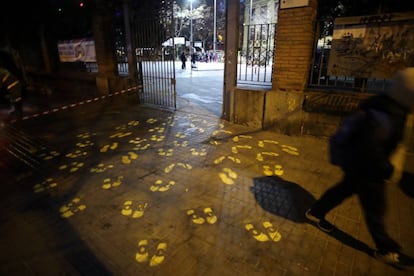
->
123, 0, 138, 83
222, 0, 239, 121
39, 24, 52, 73
92, 1, 118, 94
262, 0, 318, 135
272, 0, 318, 91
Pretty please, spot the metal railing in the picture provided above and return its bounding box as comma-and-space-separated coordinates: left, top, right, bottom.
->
237, 23, 276, 88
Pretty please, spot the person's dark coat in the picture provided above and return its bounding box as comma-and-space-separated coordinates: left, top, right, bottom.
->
342, 94, 408, 179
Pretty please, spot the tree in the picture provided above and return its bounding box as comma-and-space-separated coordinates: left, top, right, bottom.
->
173, 0, 225, 50
317, 0, 414, 38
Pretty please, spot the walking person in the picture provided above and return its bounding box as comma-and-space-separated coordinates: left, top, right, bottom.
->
191, 52, 197, 68
305, 68, 414, 269
180, 51, 186, 70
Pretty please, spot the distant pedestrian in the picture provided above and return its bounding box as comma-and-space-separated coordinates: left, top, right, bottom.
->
0, 67, 23, 117
180, 52, 186, 70
305, 68, 414, 269
191, 52, 197, 68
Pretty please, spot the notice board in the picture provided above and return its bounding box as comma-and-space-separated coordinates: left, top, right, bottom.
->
327, 13, 414, 78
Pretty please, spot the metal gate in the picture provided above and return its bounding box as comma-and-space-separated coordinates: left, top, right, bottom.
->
131, 3, 176, 109
238, 23, 276, 87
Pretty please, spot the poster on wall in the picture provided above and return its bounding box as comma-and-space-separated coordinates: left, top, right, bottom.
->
280, 0, 309, 9
57, 38, 96, 62
327, 14, 414, 79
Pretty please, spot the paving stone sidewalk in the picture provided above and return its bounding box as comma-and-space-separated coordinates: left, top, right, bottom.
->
1, 92, 413, 275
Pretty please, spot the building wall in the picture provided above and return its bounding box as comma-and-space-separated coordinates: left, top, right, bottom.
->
272, 0, 317, 92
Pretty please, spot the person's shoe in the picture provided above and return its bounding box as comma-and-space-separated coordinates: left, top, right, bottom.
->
375, 250, 414, 270
305, 209, 335, 232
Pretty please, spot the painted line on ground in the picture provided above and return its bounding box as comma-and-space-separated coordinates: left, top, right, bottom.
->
9, 86, 141, 124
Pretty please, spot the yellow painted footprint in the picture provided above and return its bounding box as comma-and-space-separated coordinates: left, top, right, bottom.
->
187, 209, 206, 224
76, 132, 95, 139
122, 152, 138, 164
129, 137, 147, 144
135, 240, 149, 263
158, 148, 173, 156
219, 168, 237, 185
102, 176, 123, 190
110, 131, 132, 138
245, 223, 269, 242
146, 118, 157, 124
263, 221, 282, 242
212, 129, 232, 136
59, 197, 86, 218
231, 145, 252, 154
204, 207, 218, 224
256, 152, 279, 162
150, 180, 176, 192
121, 201, 148, 218
213, 156, 226, 164
59, 161, 84, 173
232, 135, 253, 142
76, 140, 94, 148
281, 145, 299, 156
262, 164, 284, 176
214, 155, 241, 164
66, 149, 87, 158
274, 165, 284, 176
148, 127, 165, 133
100, 142, 118, 152
262, 165, 273, 176
40, 150, 60, 160
90, 163, 114, 173
135, 240, 167, 267
150, 135, 165, 142
127, 120, 139, 127
258, 139, 279, 148
190, 148, 207, 156
164, 163, 192, 173
175, 132, 186, 138
150, 243, 167, 267
132, 143, 151, 151
33, 178, 57, 193
227, 156, 241, 164
173, 140, 188, 147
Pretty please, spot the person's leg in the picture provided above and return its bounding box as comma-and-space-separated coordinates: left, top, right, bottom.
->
310, 173, 356, 218
358, 179, 401, 253
305, 173, 357, 232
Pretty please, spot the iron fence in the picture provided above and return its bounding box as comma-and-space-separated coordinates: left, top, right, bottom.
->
237, 23, 276, 88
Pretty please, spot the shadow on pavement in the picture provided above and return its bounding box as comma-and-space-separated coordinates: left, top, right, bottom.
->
251, 175, 373, 257
251, 176, 314, 223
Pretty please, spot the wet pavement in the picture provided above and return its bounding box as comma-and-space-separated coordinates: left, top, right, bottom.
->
1, 77, 414, 275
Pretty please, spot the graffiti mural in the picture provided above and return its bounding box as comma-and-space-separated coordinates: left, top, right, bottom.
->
327, 13, 414, 79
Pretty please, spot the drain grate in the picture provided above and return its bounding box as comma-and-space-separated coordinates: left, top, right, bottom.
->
0, 125, 48, 170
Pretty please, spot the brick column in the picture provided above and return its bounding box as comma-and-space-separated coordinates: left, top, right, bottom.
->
272, 0, 318, 91
222, 0, 240, 121
92, 1, 118, 93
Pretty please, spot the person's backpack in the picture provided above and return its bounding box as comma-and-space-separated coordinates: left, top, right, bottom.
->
329, 110, 368, 167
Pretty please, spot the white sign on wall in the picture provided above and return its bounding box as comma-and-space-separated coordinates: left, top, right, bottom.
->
58, 38, 96, 62
280, 0, 309, 9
